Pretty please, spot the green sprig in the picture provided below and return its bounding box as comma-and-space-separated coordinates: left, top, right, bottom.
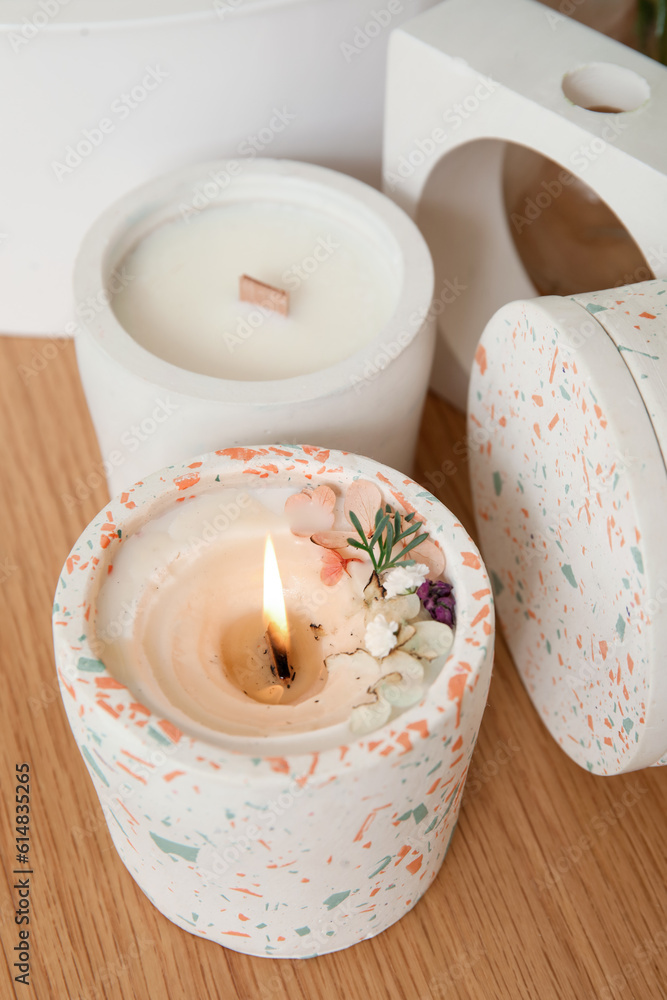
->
346, 504, 427, 574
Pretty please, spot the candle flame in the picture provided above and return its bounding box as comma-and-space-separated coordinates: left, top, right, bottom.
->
263, 536, 288, 642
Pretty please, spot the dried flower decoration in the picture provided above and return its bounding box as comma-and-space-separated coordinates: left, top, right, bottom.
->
329, 573, 454, 735
381, 562, 429, 599
284, 485, 335, 537
364, 615, 399, 658
417, 579, 456, 627
284, 480, 455, 736
299, 480, 445, 584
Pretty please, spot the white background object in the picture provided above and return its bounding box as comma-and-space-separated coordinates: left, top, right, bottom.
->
73, 159, 435, 495
469, 279, 667, 774
383, 0, 667, 410
0, 0, 437, 336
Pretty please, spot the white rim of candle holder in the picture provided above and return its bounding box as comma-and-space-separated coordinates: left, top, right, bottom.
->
73, 159, 434, 406
53, 446, 494, 772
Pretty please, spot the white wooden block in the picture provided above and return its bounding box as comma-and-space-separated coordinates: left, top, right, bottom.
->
383, 0, 667, 409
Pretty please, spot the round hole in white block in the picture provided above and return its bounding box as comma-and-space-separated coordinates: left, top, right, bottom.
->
562, 62, 650, 112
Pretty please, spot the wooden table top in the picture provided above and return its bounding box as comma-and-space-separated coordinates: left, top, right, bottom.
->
1, 335, 665, 1000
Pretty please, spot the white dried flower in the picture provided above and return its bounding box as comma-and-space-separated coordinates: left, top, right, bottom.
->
381, 562, 429, 600
364, 615, 399, 659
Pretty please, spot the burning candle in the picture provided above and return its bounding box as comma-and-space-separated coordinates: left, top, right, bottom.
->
92, 483, 433, 747
53, 446, 494, 957
73, 159, 435, 494
263, 536, 293, 688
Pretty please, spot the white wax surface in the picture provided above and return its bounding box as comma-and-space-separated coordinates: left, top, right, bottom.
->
111, 201, 400, 380
95, 489, 381, 743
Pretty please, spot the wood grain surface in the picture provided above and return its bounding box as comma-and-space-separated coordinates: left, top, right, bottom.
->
0, 336, 665, 1000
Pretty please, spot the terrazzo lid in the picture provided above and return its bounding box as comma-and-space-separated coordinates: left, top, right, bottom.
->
469, 286, 667, 774
571, 280, 667, 467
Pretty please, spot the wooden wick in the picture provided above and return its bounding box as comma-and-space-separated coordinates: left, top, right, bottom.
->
239, 274, 289, 316
265, 623, 294, 683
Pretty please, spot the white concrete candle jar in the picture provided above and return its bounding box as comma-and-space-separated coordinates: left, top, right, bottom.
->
53, 446, 494, 957
73, 159, 435, 496
468, 279, 667, 775
0, 0, 439, 336
383, 0, 667, 410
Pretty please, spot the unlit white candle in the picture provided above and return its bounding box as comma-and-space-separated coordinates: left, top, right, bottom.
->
112, 201, 400, 381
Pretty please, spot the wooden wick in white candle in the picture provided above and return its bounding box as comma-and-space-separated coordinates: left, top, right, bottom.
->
265, 622, 294, 683
239, 274, 289, 316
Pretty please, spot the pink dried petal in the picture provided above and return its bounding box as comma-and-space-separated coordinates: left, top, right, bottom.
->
345, 480, 382, 537
320, 548, 363, 586
321, 549, 345, 586
310, 530, 355, 550
285, 486, 336, 536
310, 484, 336, 513
405, 536, 445, 578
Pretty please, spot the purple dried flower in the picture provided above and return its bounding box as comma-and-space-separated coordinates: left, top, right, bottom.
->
417, 579, 456, 627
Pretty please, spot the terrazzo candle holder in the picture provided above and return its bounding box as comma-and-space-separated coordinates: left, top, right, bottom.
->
469, 279, 667, 775
53, 446, 494, 957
